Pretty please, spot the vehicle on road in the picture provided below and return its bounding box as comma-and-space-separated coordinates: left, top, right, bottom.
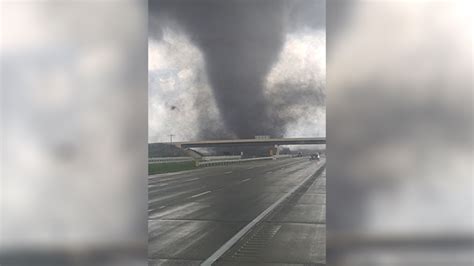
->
310, 153, 320, 161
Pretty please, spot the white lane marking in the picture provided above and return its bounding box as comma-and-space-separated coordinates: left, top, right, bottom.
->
159, 206, 166, 209
247, 166, 256, 170
183, 177, 200, 182
149, 186, 206, 204
267, 171, 273, 174
190, 190, 212, 198
149, 182, 168, 187
240, 178, 251, 183
225, 171, 232, 174
150, 177, 199, 188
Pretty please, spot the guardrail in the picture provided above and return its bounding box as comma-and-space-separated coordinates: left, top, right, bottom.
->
196, 157, 273, 167
202, 155, 242, 161
273, 154, 293, 159
148, 157, 194, 164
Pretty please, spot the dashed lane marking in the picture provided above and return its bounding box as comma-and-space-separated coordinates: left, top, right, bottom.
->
190, 190, 212, 198
183, 177, 200, 182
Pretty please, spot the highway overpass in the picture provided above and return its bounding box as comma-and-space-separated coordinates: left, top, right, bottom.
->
161, 137, 326, 148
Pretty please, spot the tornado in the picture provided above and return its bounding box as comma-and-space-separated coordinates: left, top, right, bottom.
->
150, 0, 325, 139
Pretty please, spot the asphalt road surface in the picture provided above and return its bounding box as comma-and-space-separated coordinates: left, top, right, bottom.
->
149, 157, 326, 265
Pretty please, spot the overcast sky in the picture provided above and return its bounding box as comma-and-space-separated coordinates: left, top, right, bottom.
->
148, 0, 326, 143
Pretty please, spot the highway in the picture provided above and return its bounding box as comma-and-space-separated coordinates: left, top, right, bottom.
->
148, 157, 326, 265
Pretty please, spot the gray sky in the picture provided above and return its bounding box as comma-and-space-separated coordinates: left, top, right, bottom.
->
148, 0, 326, 142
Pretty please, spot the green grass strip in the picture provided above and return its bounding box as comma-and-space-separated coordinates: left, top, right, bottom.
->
148, 161, 196, 175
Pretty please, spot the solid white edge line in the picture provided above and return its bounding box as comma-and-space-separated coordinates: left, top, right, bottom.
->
200, 160, 325, 266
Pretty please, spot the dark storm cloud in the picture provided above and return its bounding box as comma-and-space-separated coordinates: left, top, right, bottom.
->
149, 0, 325, 139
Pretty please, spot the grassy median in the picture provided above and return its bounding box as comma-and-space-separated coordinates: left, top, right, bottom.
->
148, 161, 197, 175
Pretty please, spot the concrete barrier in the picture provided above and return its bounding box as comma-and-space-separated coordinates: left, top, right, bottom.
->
273, 154, 293, 159
196, 157, 273, 167
149, 155, 291, 166
148, 157, 194, 164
